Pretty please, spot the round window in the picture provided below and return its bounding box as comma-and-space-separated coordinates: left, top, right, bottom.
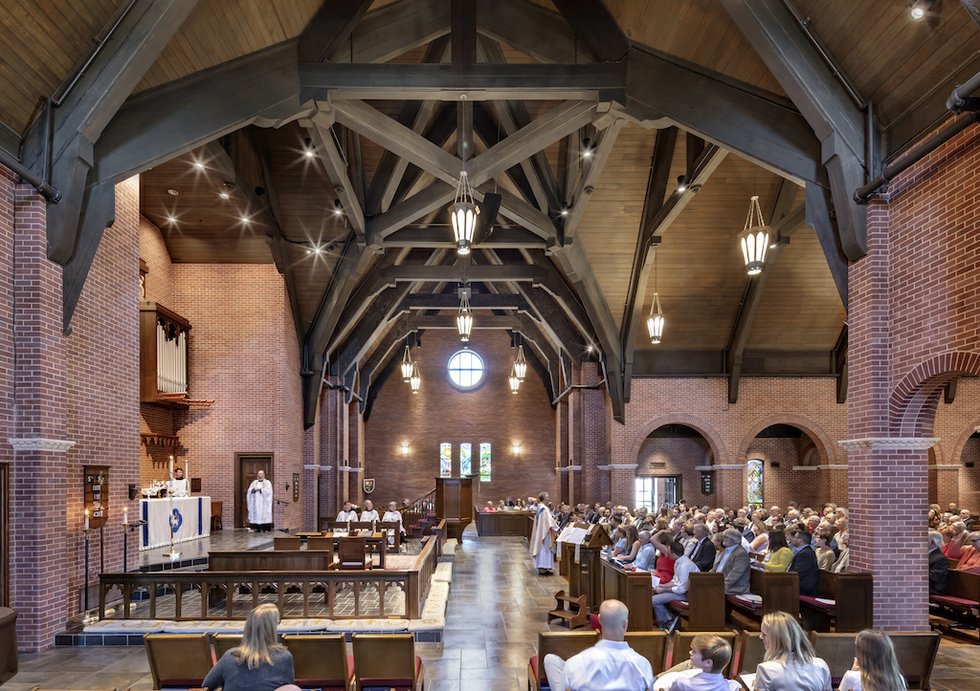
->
447, 349, 486, 390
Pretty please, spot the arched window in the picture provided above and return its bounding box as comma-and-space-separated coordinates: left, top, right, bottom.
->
747, 459, 764, 507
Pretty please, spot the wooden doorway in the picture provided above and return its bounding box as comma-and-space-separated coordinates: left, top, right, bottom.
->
235, 454, 273, 528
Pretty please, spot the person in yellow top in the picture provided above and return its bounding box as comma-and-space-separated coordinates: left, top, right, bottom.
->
762, 530, 794, 572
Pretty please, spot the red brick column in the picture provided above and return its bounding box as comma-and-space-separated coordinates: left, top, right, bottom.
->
579, 362, 610, 503
318, 387, 340, 521
8, 183, 72, 651
302, 422, 319, 532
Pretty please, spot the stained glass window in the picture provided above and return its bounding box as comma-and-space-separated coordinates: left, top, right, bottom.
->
479, 443, 491, 482
460, 443, 472, 476
440, 443, 452, 478
747, 459, 764, 507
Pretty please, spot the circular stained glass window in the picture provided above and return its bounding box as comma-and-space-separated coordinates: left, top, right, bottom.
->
447, 349, 485, 390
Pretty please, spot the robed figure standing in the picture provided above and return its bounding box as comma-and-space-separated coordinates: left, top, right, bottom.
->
246, 470, 273, 532
530, 491, 558, 575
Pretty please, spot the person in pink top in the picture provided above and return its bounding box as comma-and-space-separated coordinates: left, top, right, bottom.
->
956, 532, 980, 573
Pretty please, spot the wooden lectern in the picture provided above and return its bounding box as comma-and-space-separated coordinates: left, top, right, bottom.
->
435, 476, 472, 539
559, 522, 613, 613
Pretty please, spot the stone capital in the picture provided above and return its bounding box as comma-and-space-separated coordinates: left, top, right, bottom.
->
838, 437, 939, 451
8, 437, 76, 452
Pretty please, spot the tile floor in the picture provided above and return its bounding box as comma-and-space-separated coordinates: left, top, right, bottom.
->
6, 528, 980, 690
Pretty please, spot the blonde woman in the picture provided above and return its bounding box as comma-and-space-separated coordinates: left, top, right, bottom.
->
837, 630, 908, 691
753, 611, 831, 690
203, 603, 299, 691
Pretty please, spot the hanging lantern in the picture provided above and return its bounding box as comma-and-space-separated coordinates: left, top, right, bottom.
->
450, 170, 479, 255
456, 290, 473, 343
646, 292, 665, 344
409, 362, 421, 394
738, 194, 770, 276
513, 344, 527, 380
400, 344, 414, 382
509, 374, 521, 394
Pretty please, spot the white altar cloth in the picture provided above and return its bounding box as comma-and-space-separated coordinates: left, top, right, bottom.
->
140, 496, 211, 550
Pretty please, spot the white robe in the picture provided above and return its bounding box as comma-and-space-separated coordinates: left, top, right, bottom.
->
246, 479, 273, 525
530, 504, 557, 569
168, 478, 189, 498
360, 509, 380, 522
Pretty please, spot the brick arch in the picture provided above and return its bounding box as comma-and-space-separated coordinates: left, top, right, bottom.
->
891, 352, 980, 436
951, 423, 980, 468
736, 414, 837, 467
627, 414, 727, 469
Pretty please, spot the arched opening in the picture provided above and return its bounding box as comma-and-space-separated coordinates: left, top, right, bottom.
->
745, 424, 824, 508
958, 431, 980, 512
636, 424, 714, 510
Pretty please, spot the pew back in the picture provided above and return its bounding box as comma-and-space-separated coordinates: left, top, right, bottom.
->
889, 632, 941, 690
625, 631, 669, 675
144, 633, 213, 689
284, 633, 352, 690
273, 536, 301, 550
668, 631, 738, 673
351, 633, 420, 690
530, 631, 598, 689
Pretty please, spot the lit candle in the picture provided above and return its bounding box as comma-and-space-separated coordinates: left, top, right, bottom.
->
123, 507, 128, 525
185, 460, 189, 479
169, 455, 174, 480
84, 509, 90, 531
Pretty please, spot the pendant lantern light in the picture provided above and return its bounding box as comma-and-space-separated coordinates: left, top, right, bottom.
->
450, 171, 479, 255
400, 344, 414, 382
646, 292, 665, 344
409, 361, 421, 394
738, 194, 770, 276
509, 374, 521, 394
456, 289, 473, 343
513, 344, 528, 380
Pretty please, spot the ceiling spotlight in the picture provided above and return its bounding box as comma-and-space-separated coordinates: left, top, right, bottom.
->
240, 214, 250, 224
560, 206, 570, 217
676, 175, 688, 193
586, 344, 594, 354
192, 159, 205, 171
333, 199, 344, 217
167, 188, 179, 196
218, 190, 231, 200
166, 215, 177, 225
307, 244, 324, 256
582, 137, 595, 159
910, 2, 927, 19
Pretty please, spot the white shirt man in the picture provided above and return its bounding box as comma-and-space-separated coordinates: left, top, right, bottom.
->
246, 470, 273, 532
543, 599, 654, 691
359, 500, 379, 523
530, 492, 557, 575
335, 502, 358, 523
168, 468, 189, 498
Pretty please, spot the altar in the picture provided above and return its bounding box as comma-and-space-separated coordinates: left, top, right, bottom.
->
140, 496, 211, 550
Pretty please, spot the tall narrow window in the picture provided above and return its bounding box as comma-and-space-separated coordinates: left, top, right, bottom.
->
440, 443, 452, 478
460, 443, 472, 476
747, 459, 764, 507
479, 443, 492, 482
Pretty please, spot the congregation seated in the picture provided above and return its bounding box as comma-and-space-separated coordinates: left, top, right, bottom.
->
713, 529, 751, 595
832, 533, 850, 574
955, 531, 980, 573
203, 603, 300, 691
788, 529, 819, 597
655, 634, 740, 690
814, 529, 836, 571
928, 530, 949, 594
543, 599, 655, 691
482, 500, 497, 512
652, 537, 698, 631
759, 530, 792, 573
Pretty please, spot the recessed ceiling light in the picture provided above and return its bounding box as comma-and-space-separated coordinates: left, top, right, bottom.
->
166, 215, 177, 225
167, 188, 179, 196
910, 4, 926, 19
240, 215, 250, 224
192, 160, 205, 171
218, 189, 231, 200
560, 206, 570, 217
333, 199, 344, 217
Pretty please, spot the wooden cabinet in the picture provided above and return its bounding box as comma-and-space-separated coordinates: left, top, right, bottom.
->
435, 477, 472, 539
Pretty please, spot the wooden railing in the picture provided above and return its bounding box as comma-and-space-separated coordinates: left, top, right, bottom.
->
401, 488, 436, 536
99, 535, 439, 621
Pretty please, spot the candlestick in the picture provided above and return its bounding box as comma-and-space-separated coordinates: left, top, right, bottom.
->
123, 506, 128, 525
169, 455, 174, 480
84, 509, 90, 531
185, 460, 189, 479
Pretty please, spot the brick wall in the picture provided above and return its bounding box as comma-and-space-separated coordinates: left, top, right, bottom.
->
139, 218, 304, 531
364, 330, 558, 506
65, 177, 141, 616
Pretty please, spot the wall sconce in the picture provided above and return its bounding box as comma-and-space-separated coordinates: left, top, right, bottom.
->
512, 441, 522, 457
400, 441, 410, 458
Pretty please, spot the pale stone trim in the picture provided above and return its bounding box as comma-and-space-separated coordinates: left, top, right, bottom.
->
792, 466, 820, 471
838, 437, 939, 450
555, 465, 583, 473
8, 437, 76, 452
931, 464, 961, 470
823, 464, 848, 470
304, 464, 331, 471
695, 464, 743, 471
597, 464, 639, 471
338, 466, 363, 473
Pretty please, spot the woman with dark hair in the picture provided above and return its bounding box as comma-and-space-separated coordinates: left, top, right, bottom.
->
203, 604, 299, 691
762, 530, 793, 573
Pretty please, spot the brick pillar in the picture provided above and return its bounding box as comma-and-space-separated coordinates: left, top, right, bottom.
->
318, 387, 339, 521
557, 390, 570, 504
844, 200, 930, 631
580, 362, 616, 503
348, 402, 362, 504
8, 183, 72, 651
302, 421, 318, 532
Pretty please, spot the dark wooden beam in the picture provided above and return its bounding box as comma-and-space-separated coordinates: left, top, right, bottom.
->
451, 0, 477, 67
471, 103, 537, 206
551, 0, 629, 63
381, 264, 546, 282
632, 348, 836, 377
476, 0, 585, 64
389, 104, 458, 210
332, 0, 450, 65
305, 113, 367, 244
624, 45, 822, 188
367, 183, 457, 242
33, 0, 198, 265
399, 292, 530, 311
720, 0, 871, 260
561, 118, 625, 241
621, 127, 677, 399
833, 324, 848, 403
383, 225, 548, 249
805, 183, 849, 308
299, 0, 373, 63
62, 180, 115, 331
301, 62, 627, 101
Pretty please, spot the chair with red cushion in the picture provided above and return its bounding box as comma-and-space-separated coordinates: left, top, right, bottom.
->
352, 633, 423, 690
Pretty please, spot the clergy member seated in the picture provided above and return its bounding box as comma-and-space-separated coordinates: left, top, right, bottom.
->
359, 499, 379, 523
382, 501, 407, 546
168, 466, 189, 498
335, 501, 358, 523
543, 599, 654, 691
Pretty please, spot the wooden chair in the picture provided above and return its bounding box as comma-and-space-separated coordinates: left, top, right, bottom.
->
144, 633, 214, 689
212, 633, 242, 663
731, 631, 765, 678
666, 631, 738, 675
809, 632, 858, 685
210, 500, 223, 532
624, 631, 669, 676
351, 633, 422, 690
527, 631, 598, 691
889, 632, 942, 691
338, 537, 369, 570
284, 633, 353, 691
307, 536, 336, 564
273, 535, 301, 550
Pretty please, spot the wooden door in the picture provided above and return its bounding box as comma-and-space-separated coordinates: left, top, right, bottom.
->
235, 454, 273, 528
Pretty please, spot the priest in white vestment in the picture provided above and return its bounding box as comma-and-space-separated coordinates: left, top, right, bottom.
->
530, 492, 558, 575
246, 470, 273, 532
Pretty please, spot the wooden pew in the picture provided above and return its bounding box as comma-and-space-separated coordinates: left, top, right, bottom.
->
624, 631, 669, 676
273, 535, 301, 550
284, 633, 353, 691
811, 631, 941, 690
930, 569, 980, 640
208, 550, 332, 572
528, 631, 598, 691
668, 572, 726, 631
666, 631, 738, 674
351, 633, 422, 691
726, 570, 799, 627
799, 571, 873, 632
144, 633, 213, 689
731, 630, 765, 679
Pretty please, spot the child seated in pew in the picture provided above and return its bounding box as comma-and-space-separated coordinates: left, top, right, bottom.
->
837, 630, 908, 691
653, 634, 740, 690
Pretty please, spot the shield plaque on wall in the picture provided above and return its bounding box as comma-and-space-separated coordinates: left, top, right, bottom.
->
363, 478, 376, 494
